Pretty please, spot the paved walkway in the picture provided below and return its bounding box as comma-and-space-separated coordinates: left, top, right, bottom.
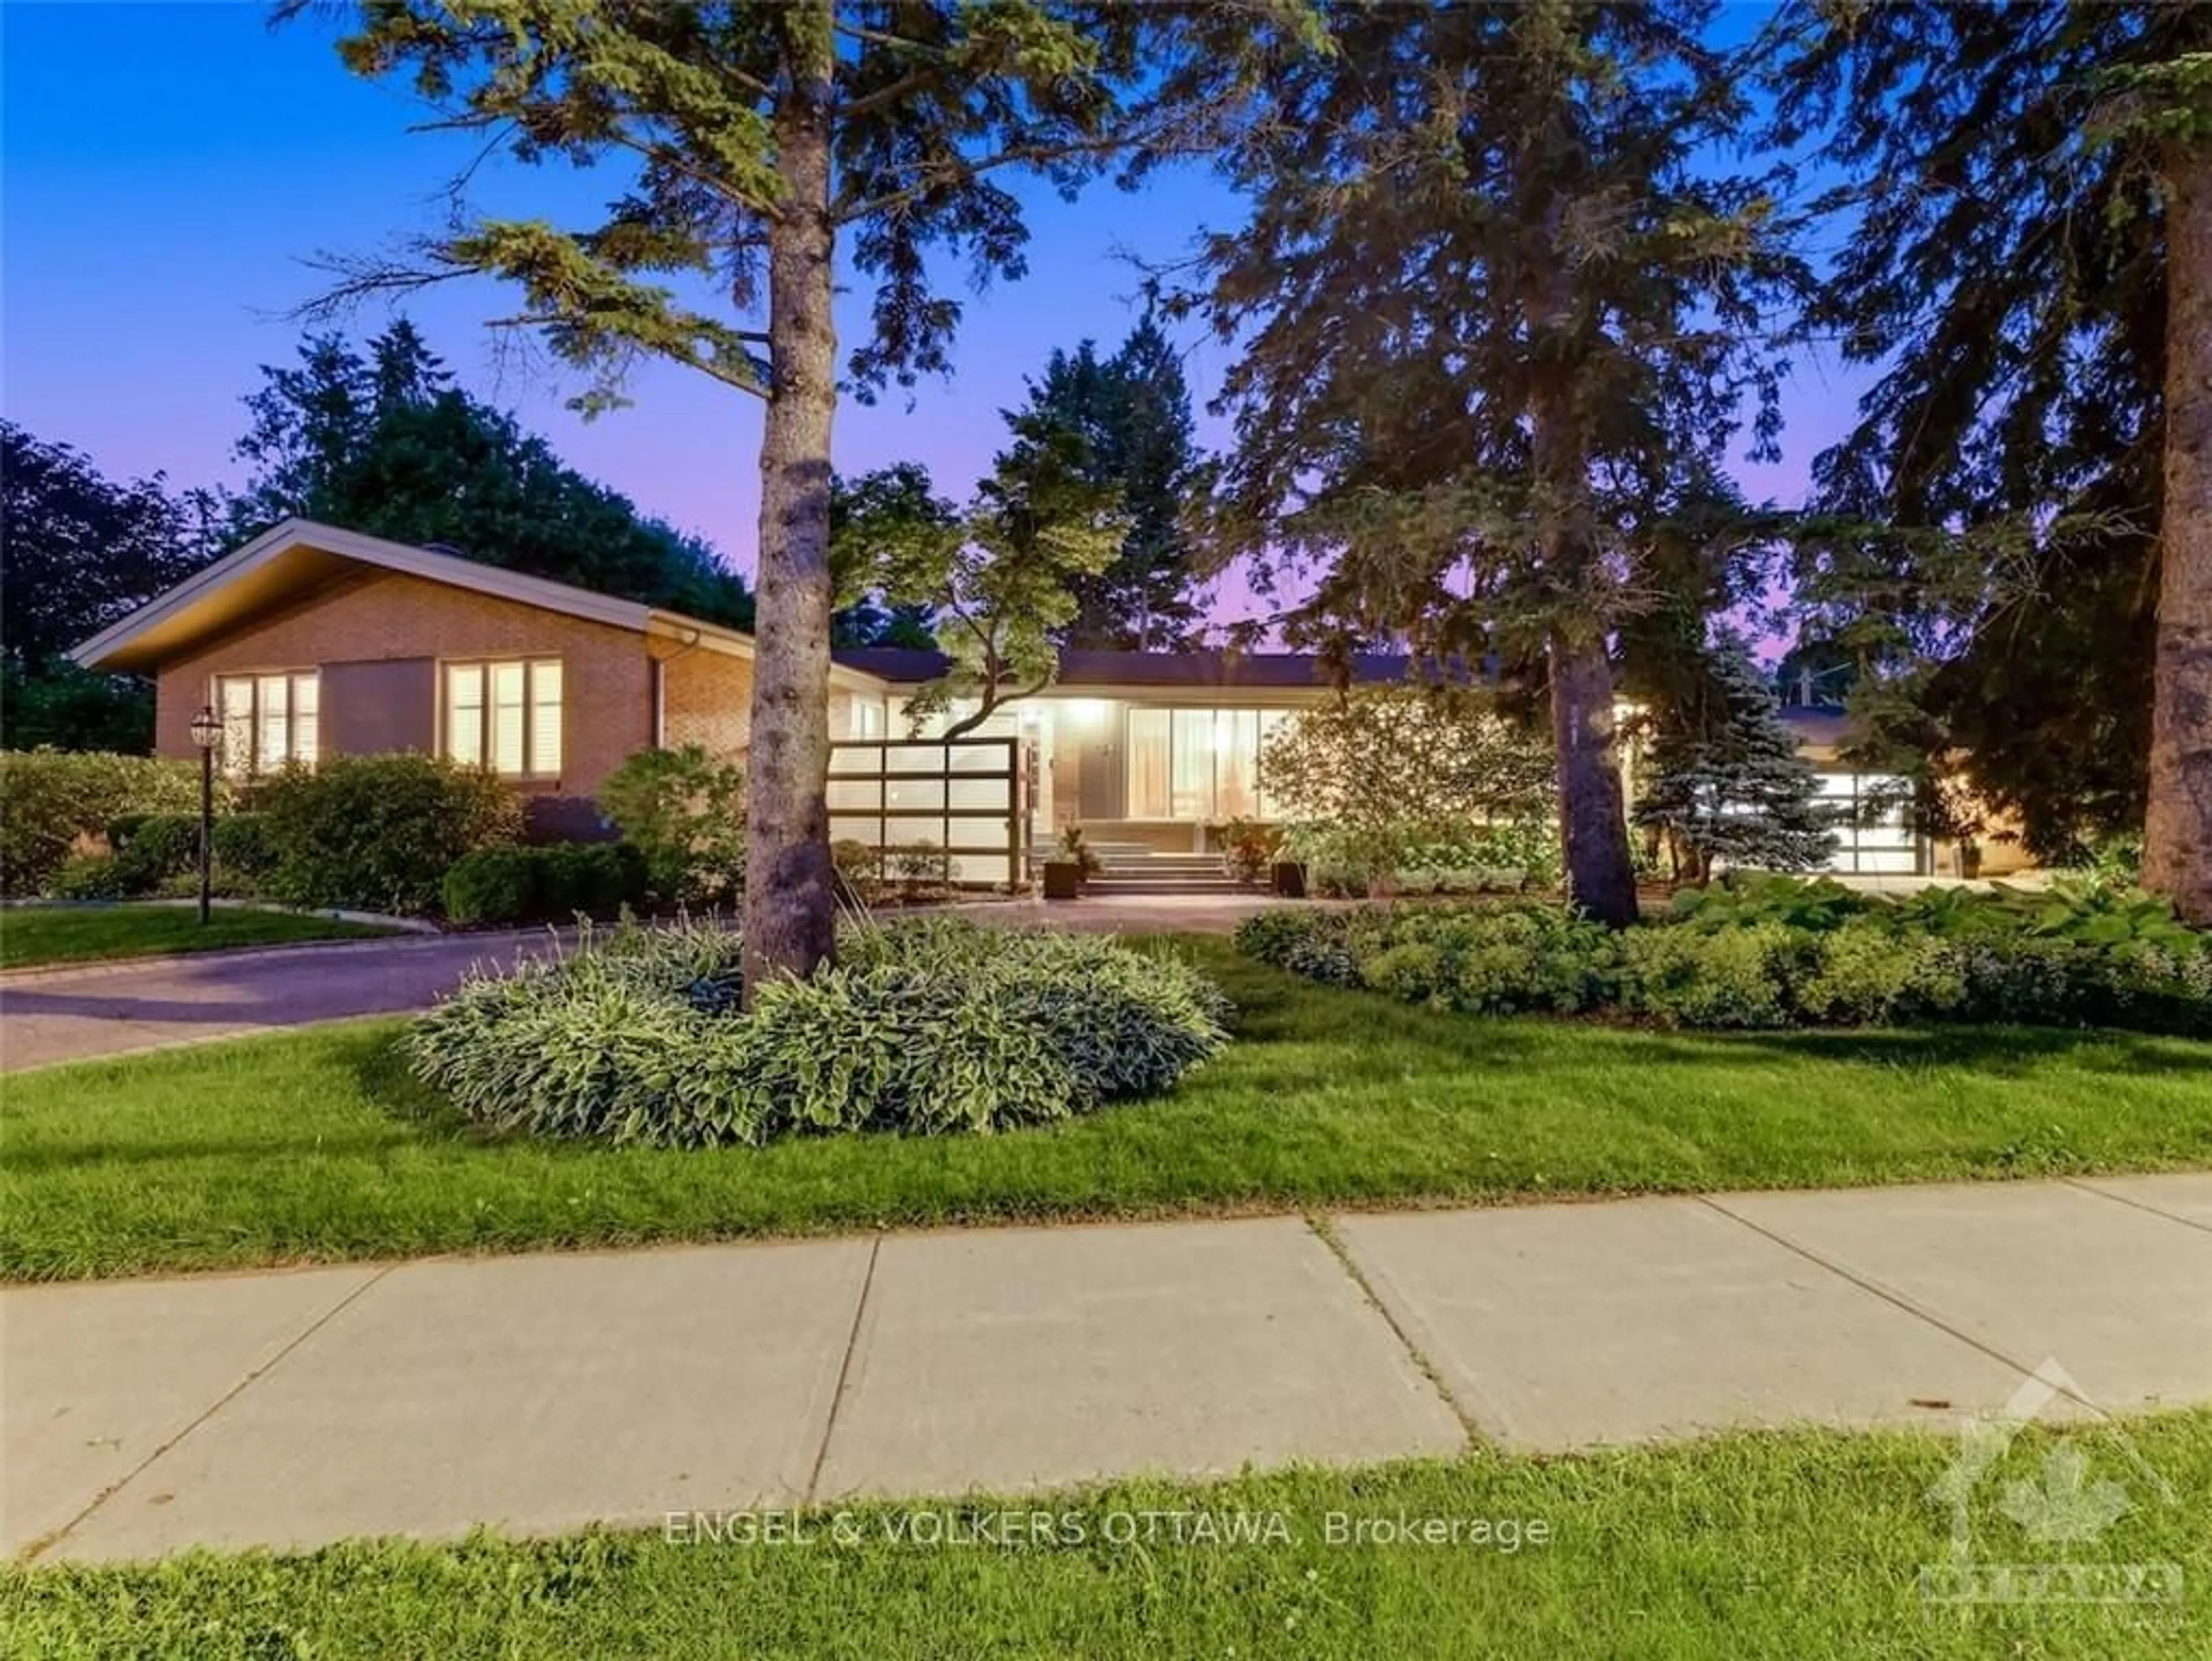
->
7, 1175, 2207, 1563
0, 895, 1295, 1073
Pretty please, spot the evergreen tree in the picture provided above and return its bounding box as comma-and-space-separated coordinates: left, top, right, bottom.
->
1635, 638, 1838, 884
233, 325, 754, 630
1171, 1, 1798, 925
1768, 1, 2212, 914
303, 0, 1279, 990
1010, 313, 1202, 649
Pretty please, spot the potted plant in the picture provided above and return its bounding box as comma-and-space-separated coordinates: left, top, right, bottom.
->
1043, 824, 1103, 900
1272, 825, 1314, 897
1218, 816, 1284, 888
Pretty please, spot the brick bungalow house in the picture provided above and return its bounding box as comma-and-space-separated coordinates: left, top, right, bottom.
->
74, 517, 1965, 877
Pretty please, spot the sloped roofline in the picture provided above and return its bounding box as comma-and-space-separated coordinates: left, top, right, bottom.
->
70, 517, 762, 669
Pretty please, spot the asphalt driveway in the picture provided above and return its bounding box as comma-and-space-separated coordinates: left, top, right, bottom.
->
0, 895, 1298, 1073
0, 930, 566, 1074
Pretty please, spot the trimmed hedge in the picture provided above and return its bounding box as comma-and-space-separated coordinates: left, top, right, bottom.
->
0, 751, 217, 896
1236, 887, 2212, 1038
48, 811, 283, 904
410, 917, 1232, 1148
257, 754, 520, 915
441, 843, 650, 925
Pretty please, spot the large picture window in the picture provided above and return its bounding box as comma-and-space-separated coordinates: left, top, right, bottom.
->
445, 659, 563, 777
1124, 706, 1297, 822
214, 671, 318, 777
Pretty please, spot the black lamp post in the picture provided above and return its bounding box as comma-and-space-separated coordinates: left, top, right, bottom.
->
188, 705, 222, 925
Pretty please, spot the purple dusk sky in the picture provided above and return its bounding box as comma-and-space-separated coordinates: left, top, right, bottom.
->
5, 2, 1870, 634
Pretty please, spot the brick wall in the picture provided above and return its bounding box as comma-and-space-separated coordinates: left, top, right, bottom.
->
658, 645, 752, 759
154, 570, 656, 797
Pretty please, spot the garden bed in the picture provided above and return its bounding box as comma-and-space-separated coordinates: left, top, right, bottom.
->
1237, 878, 2212, 1038
410, 917, 1230, 1147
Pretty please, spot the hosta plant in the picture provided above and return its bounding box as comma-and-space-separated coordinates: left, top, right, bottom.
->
410, 917, 1229, 1149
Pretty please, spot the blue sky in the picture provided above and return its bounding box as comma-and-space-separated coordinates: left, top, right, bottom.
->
4, 1, 1868, 622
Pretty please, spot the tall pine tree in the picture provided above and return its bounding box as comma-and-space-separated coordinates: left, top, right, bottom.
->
232, 324, 754, 629
1009, 313, 1203, 649
1769, 1, 2212, 916
1172, 1, 1797, 925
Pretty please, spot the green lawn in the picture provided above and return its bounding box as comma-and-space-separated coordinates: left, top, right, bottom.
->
0, 904, 398, 969
6, 940, 2209, 1281
6, 1412, 2207, 1659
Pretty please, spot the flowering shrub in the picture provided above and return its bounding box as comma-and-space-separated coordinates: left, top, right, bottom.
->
1281, 819, 1559, 898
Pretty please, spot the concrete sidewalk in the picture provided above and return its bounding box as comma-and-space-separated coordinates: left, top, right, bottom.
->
7, 1174, 2208, 1564
0, 895, 1294, 1073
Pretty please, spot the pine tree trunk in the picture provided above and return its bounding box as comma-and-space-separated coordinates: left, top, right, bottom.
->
2147, 133, 2212, 925
742, 16, 839, 997
1549, 626, 1640, 925
1529, 360, 1639, 927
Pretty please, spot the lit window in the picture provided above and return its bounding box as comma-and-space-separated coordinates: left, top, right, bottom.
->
445, 659, 562, 777
212, 672, 319, 776
531, 661, 563, 776
1124, 706, 1285, 822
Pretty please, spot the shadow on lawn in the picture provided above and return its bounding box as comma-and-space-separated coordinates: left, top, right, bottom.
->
350, 1028, 503, 1144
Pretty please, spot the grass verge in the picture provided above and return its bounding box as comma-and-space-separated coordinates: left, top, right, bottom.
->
5, 1412, 2207, 1658
0, 905, 398, 970
5, 939, 2209, 1281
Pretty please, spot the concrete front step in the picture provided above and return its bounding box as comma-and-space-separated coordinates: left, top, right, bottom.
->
1086, 878, 1250, 896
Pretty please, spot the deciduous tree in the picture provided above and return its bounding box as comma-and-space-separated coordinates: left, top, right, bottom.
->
1, 422, 221, 751
866, 413, 1123, 739
829, 464, 944, 650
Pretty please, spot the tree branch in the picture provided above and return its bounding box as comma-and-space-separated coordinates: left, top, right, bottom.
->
839, 67, 942, 121
831, 20, 946, 56
834, 121, 1181, 223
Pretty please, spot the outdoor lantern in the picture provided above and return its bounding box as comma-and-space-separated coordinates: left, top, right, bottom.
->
189, 705, 221, 923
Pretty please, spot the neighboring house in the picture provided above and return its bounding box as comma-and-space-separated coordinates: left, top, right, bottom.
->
74, 518, 1977, 876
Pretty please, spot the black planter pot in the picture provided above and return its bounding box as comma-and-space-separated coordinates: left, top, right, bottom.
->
1042, 861, 1084, 901
1271, 860, 1307, 899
